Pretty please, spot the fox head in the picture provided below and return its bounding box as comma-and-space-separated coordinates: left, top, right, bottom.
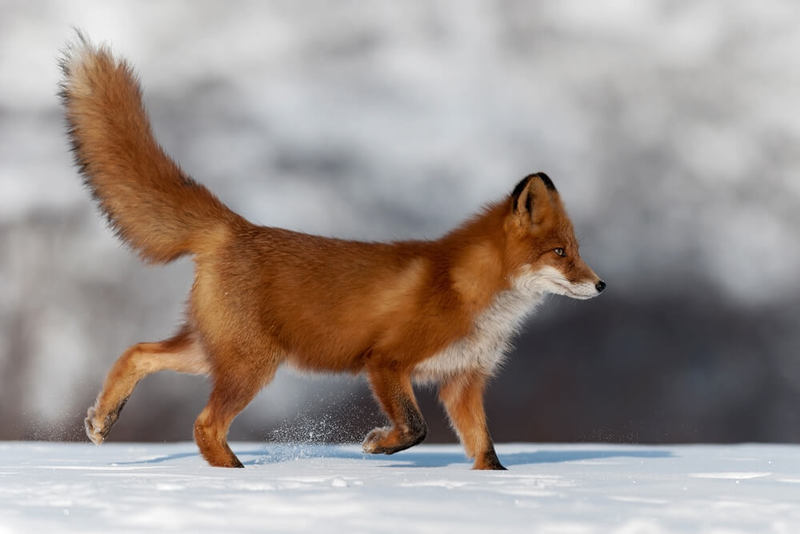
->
504, 173, 605, 300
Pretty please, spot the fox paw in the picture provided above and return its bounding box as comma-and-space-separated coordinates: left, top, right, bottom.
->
84, 406, 108, 445
473, 453, 508, 470
362, 426, 392, 454
85, 398, 127, 445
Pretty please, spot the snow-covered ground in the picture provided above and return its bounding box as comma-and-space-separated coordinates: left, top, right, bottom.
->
0, 442, 797, 533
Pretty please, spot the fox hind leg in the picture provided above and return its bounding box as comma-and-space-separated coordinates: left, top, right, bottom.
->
193, 344, 282, 468
193, 369, 277, 468
85, 327, 210, 445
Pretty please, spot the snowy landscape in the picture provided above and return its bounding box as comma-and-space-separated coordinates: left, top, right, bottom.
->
2, 2, 800, 532
1, 441, 799, 533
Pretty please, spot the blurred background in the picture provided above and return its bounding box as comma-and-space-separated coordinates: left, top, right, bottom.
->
1, 0, 799, 445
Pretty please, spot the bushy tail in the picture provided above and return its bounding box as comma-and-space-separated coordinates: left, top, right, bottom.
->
59, 31, 239, 263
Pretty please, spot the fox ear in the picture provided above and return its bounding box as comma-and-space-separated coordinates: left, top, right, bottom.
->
534, 172, 556, 192
511, 172, 556, 215
511, 175, 534, 213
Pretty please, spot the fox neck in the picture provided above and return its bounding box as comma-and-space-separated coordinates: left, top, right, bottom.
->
439, 200, 533, 315
413, 200, 545, 383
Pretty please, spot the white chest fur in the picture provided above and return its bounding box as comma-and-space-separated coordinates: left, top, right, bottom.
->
412, 267, 549, 384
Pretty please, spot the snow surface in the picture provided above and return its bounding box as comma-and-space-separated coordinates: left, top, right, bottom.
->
0, 442, 798, 533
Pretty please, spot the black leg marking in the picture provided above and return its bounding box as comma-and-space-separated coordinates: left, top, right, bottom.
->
481, 447, 507, 470
402, 397, 427, 444
382, 398, 428, 455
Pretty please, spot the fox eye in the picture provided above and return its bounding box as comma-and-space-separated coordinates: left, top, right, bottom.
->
554, 248, 566, 257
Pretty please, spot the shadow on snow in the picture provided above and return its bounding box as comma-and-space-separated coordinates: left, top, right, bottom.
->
114, 444, 672, 468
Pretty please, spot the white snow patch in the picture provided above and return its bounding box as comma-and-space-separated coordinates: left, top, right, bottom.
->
689, 472, 772, 480
0, 442, 799, 533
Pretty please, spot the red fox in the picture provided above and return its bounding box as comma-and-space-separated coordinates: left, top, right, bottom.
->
59, 33, 605, 470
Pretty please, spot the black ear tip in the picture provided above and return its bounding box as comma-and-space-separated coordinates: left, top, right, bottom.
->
511, 175, 533, 200
510, 172, 556, 210
534, 172, 556, 191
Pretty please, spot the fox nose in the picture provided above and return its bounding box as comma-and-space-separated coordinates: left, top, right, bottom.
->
595, 280, 606, 293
